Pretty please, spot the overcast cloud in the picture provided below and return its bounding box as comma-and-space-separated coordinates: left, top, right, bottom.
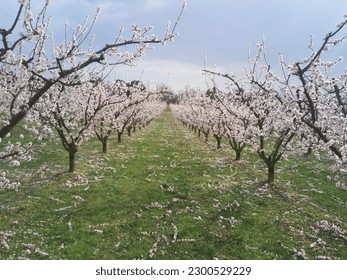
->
2, 0, 347, 91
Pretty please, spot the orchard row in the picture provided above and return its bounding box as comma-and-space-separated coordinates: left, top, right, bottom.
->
0, 0, 184, 189
171, 16, 347, 185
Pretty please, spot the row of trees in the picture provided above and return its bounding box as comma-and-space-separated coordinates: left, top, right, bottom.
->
171, 15, 347, 185
0, 0, 184, 189
36, 78, 167, 173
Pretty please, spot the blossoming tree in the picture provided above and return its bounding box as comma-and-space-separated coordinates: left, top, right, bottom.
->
0, 0, 185, 182
201, 14, 347, 183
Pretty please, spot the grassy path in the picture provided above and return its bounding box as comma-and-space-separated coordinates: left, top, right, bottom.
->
1, 109, 347, 260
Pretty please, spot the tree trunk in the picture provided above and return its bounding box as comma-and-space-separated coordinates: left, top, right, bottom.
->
267, 166, 275, 184
204, 132, 209, 142
69, 150, 76, 173
127, 127, 132, 137
117, 131, 122, 143
229, 138, 244, 161
198, 129, 201, 137
214, 135, 222, 149
305, 145, 312, 156
235, 150, 241, 160
102, 141, 107, 154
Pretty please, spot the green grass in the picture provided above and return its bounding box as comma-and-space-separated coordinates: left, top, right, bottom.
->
1, 108, 347, 260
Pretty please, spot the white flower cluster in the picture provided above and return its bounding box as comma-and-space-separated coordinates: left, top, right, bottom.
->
0, 170, 20, 191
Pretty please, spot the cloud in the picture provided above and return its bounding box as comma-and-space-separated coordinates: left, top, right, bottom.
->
145, 0, 166, 9
111, 58, 208, 91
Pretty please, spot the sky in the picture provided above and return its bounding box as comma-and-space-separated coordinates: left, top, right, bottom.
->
2, 0, 347, 91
